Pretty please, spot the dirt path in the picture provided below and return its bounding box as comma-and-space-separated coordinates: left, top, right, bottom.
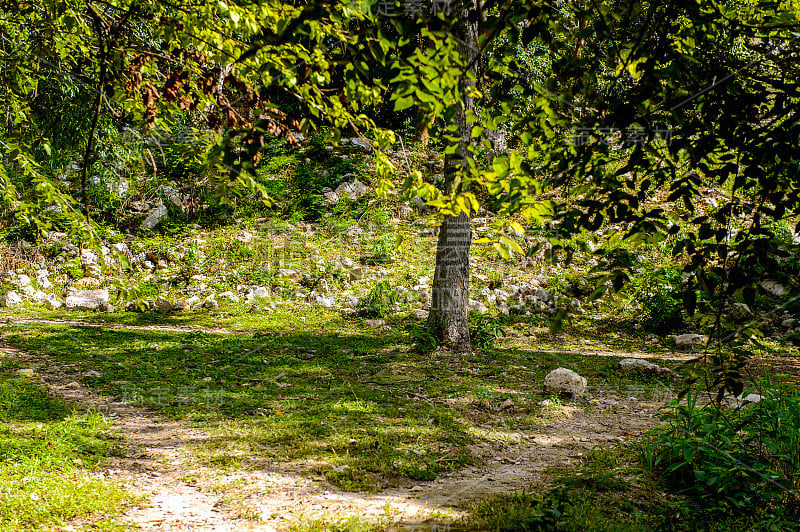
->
3, 340, 669, 531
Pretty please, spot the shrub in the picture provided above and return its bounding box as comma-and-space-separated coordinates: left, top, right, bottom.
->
356, 281, 407, 318
640, 381, 800, 526
469, 312, 506, 350
628, 267, 685, 333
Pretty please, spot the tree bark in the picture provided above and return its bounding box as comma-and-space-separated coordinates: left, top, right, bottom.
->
427, 1, 479, 351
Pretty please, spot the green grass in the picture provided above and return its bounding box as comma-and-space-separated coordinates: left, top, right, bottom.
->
0, 314, 686, 495
0, 358, 138, 531
469, 448, 680, 531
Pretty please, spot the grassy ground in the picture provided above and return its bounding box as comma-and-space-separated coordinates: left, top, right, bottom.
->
0, 354, 139, 530
1, 315, 680, 494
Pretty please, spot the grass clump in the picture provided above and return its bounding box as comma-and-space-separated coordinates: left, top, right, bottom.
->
0, 365, 137, 531
639, 380, 800, 528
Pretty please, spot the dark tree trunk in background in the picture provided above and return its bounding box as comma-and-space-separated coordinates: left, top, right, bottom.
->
427, 1, 479, 352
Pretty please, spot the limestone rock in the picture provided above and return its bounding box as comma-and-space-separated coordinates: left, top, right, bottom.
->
155, 296, 174, 313
141, 199, 168, 231
619, 358, 676, 377
543, 367, 587, 398
316, 296, 335, 308
674, 333, 708, 349
0, 291, 22, 308
66, 289, 110, 311
184, 295, 202, 308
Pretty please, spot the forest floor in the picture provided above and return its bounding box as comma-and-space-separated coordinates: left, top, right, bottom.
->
1, 314, 762, 532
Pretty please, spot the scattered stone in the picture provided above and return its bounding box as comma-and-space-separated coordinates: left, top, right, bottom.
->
348, 138, 372, 152
469, 299, 489, 313
65, 289, 110, 311
499, 398, 515, 410
761, 280, 786, 296
173, 300, 188, 311
364, 319, 386, 328
44, 295, 62, 309
316, 296, 335, 309
341, 257, 355, 269
85, 264, 102, 278
80, 250, 99, 266
413, 309, 428, 319
731, 302, 752, 318
673, 333, 708, 349
246, 286, 269, 300
278, 269, 297, 278
184, 295, 202, 308
219, 291, 240, 303
344, 295, 360, 307
236, 231, 253, 243
619, 358, 676, 377
155, 296, 174, 313
543, 367, 587, 398
201, 296, 219, 309
322, 189, 339, 204
348, 267, 364, 281
722, 393, 764, 408
16, 368, 35, 377
782, 318, 796, 329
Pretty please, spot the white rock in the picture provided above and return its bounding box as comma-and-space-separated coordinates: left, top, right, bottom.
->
782, 318, 796, 329
81, 250, 98, 266
761, 280, 786, 296
346, 225, 363, 237
543, 368, 587, 398
35, 270, 52, 289
21, 285, 36, 299
219, 291, 240, 303
201, 296, 219, 309
44, 295, 62, 309
364, 319, 386, 328
316, 296, 335, 308
341, 257, 355, 269
236, 231, 253, 243
722, 393, 764, 408
65, 289, 110, 311
31, 290, 48, 303
344, 295, 360, 307
184, 295, 202, 308
469, 300, 489, 313
278, 269, 297, 278
619, 358, 676, 377
0, 291, 23, 308
674, 334, 708, 349
322, 190, 340, 204
141, 199, 168, 231
12, 274, 32, 287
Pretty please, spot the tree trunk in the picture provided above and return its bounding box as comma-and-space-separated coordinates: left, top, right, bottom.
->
427, 1, 479, 351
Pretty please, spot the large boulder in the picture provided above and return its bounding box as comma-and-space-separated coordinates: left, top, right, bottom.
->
674, 333, 708, 349
65, 289, 110, 311
543, 368, 587, 398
